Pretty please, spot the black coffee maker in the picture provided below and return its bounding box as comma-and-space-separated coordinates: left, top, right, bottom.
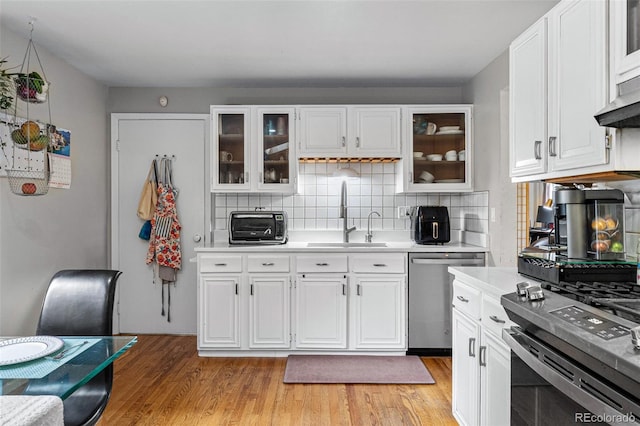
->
410, 206, 450, 244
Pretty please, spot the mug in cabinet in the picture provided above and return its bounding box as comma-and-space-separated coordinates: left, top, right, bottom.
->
220, 151, 233, 162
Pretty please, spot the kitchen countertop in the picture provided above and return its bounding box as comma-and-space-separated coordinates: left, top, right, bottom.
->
448, 266, 540, 297
195, 240, 488, 253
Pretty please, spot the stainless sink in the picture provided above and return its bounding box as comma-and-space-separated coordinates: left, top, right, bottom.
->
306, 242, 388, 248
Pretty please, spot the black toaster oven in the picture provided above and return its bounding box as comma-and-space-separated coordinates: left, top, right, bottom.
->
228, 211, 288, 245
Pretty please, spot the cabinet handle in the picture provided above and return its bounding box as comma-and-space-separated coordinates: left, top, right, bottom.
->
534, 140, 542, 160
373, 263, 387, 267
316, 262, 329, 266
341, 136, 346, 147
356, 136, 360, 148
456, 295, 469, 303
548, 136, 557, 157
262, 262, 274, 266
357, 284, 361, 296
342, 284, 347, 296
250, 284, 254, 296
235, 283, 238, 295
489, 315, 506, 324
479, 346, 486, 366
468, 337, 476, 357
214, 263, 227, 267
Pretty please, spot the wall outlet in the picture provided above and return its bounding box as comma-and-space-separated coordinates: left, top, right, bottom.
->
397, 206, 410, 218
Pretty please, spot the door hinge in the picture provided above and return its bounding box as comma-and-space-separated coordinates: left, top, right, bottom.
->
605, 133, 612, 150
116, 140, 120, 152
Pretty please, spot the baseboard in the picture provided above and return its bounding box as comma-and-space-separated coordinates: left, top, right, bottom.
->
406, 348, 452, 357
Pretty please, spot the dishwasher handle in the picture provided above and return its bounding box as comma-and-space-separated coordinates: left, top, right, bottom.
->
411, 258, 484, 266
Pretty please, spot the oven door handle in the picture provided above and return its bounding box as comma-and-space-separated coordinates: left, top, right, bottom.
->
502, 327, 640, 423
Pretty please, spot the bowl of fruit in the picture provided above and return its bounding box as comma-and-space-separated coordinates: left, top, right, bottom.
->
14, 72, 48, 103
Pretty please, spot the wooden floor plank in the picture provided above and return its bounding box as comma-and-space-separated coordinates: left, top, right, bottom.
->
99, 335, 456, 425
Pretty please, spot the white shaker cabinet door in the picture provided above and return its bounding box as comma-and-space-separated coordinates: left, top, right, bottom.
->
295, 274, 348, 349
352, 276, 406, 349
199, 275, 241, 348
452, 309, 480, 426
350, 107, 402, 157
249, 275, 291, 349
298, 107, 348, 157
480, 330, 511, 426
510, 18, 548, 177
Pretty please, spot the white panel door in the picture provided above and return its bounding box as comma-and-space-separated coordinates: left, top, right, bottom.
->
298, 107, 347, 157
510, 18, 548, 177
351, 107, 401, 157
452, 309, 480, 426
480, 330, 511, 426
199, 275, 240, 348
548, 0, 607, 172
353, 275, 406, 349
295, 274, 347, 349
111, 114, 208, 334
249, 275, 291, 348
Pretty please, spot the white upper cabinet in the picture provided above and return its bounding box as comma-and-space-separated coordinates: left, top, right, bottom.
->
510, 18, 548, 177
211, 106, 297, 193
298, 106, 402, 158
510, 0, 609, 181
611, 0, 640, 84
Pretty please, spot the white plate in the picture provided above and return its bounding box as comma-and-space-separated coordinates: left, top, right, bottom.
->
434, 130, 464, 135
0, 336, 64, 366
435, 179, 464, 183
439, 126, 460, 131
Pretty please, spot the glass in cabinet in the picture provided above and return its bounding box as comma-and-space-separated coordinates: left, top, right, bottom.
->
406, 106, 472, 192
256, 107, 295, 191
212, 107, 251, 190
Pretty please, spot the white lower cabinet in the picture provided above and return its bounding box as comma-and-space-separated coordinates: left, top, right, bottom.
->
199, 275, 241, 348
249, 275, 291, 349
295, 274, 348, 349
197, 251, 407, 354
352, 275, 406, 349
451, 278, 512, 426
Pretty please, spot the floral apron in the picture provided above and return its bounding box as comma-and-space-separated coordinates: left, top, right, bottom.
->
146, 165, 181, 321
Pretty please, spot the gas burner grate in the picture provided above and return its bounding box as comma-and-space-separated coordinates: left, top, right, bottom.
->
518, 255, 636, 283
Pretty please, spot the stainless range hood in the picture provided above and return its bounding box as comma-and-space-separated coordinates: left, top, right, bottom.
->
594, 77, 640, 128
594, 90, 640, 128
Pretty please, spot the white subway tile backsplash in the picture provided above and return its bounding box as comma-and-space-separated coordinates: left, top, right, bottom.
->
213, 168, 490, 233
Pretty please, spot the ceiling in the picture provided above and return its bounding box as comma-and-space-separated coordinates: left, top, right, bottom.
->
0, 0, 558, 88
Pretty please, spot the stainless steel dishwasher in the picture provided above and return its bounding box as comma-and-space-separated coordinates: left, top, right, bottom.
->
408, 252, 485, 356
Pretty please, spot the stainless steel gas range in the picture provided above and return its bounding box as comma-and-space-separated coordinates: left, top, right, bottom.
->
501, 278, 640, 425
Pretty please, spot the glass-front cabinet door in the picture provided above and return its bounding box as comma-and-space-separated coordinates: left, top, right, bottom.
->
405, 105, 473, 192
256, 107, 296, 192
612, 0, 640, 84
212, 107, 251, 191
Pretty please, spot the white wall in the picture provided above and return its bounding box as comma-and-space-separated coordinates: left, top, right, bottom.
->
0, 28, 109, 335
462, 51, 517, 266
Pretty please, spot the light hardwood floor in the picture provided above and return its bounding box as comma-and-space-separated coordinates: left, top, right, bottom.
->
99, 335, 456, 425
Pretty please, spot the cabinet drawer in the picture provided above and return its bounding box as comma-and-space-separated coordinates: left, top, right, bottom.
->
296, 255, 348, 273
199, 255, 242, 273
350, 254, 405, 273
247, 255, 290, 273
482, 294, 513, 338
452, 279, 481, 320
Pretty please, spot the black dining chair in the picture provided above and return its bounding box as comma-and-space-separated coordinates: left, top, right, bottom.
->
35, 269, 122, 426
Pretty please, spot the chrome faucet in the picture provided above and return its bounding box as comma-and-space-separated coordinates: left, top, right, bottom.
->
340, 180, 356, 242
365, 211, 381, 243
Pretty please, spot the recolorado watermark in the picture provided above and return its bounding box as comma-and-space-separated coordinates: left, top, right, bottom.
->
575, 412, 636, 423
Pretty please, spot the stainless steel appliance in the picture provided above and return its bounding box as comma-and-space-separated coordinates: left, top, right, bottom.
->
228, 211, 287, 245
554, 188, 625, 260
502, 279, 640, 424
408, 252, 485, 355
409, 206, 451, 245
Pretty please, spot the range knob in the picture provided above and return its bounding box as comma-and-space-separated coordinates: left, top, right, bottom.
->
631, 326, 640, 350
526, 285, 545, 301
516, 282, 531, 297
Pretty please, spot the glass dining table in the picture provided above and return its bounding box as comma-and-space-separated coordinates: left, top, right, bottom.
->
0, 335, 137, 399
